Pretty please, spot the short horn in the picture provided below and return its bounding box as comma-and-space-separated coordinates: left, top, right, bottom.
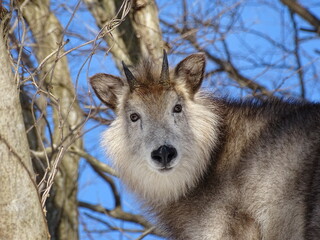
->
122, 61, 136, 91
160, 50, 169, 84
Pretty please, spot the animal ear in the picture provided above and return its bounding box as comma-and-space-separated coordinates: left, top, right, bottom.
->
89, 73, 124, 110
174, 53, 206, 94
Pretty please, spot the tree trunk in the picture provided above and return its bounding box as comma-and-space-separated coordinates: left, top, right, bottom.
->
20, 0, 83, 239
0, 15, 49, 240
84, 0, 165, 68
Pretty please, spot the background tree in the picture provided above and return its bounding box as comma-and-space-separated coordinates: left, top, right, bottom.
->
0, 0, 319, 239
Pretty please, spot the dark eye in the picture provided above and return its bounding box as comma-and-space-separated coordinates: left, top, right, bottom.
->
173, 104, 182, 113
130, 113, 140, 122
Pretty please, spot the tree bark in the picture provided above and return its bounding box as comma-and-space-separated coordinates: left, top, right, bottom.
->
0, 15, 49, 240
84, 0, 165, 68
20, 0, 83, 239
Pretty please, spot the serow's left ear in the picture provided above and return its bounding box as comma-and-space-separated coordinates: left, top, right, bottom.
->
174, 53, 206, 94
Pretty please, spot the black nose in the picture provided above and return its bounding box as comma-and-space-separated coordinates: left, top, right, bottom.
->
151, 145, 177, 166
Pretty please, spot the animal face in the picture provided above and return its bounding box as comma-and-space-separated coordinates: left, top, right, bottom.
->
90, 52, 220, 204
122, 88, 185, 172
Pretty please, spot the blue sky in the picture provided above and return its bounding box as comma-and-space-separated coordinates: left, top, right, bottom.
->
48, 0, 320, 239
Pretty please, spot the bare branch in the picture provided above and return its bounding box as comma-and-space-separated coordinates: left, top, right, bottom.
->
90, 166, 121, 207
83, 212, 150, 234
78, 201, 163, 236
135, 227, 156, 240
280, 0, 320, 34
289, 10, 305, 98
161, 19, 273, 97
69, 146, 118, 177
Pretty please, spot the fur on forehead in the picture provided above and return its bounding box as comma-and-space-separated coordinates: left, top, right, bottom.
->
130, 59, 172, 87
125, 59, 179, 97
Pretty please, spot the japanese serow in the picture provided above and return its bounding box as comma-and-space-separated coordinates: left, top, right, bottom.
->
90, 51, 320, 240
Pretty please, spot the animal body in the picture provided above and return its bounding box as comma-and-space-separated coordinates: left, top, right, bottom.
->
90, 51, 320, 239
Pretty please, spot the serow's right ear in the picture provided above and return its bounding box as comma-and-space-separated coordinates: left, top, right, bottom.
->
89, 73, 124, 110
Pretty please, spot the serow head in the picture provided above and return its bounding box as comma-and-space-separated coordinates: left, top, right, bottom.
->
89, 50, 207, 172
90, 52, 219, 203
89, 50, 219, 203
